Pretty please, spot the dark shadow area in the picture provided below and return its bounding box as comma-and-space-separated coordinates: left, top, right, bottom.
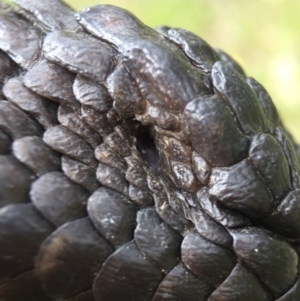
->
135, 124, 160, 173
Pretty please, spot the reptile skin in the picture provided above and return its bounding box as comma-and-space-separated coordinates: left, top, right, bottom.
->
0, 1, 300, 300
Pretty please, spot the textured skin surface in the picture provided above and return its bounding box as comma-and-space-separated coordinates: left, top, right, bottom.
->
0, 1, 300, 300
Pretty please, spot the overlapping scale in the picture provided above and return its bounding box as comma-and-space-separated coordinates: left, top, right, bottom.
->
30, 172, 88, 227
3, 77, 59, 129
0, 204, 53, 283
12, 136, 61, 176
12, 0, 77, 30
0, 155, 35, 208
182, 95, 250, 167
0, 1, 299, 301
43, 30, 117, 82
230, 227, 299, 298
152, 262, 212, 301
167, 27, 220, 73
93, 241, 163, 301
212, 61, 268, 135
87, 187, 137, 248
0, 10, 42, 69
35, 217, 113, 299
134, 207, 182, 272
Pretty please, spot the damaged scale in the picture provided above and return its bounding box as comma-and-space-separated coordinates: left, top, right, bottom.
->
0, 1, 300, 301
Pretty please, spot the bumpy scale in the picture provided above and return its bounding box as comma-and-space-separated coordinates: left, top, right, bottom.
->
0, 1, 300, 301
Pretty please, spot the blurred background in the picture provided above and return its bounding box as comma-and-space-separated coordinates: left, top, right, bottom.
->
65, 0, 300, 142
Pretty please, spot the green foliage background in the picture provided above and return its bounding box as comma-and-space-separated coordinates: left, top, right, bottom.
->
13, 0, 300, 141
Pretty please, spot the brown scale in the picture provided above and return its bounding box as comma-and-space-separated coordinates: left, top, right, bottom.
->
0, 1, 300, 301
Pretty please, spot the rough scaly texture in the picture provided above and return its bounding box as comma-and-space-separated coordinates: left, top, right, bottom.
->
0, 1, 300, 301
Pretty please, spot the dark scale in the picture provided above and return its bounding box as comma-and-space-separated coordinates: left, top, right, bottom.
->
0, 1, 300, 301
